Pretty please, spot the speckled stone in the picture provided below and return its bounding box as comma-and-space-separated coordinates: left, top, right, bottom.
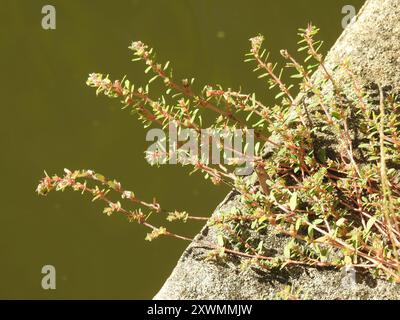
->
154, 0, 400, 300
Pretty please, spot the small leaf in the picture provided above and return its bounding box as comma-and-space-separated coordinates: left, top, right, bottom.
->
217, 234, 224, 247
290, 73, 303, 79
149, 75, 158, 83
313, 219, 324, 225
283, 239, 295, 259
331, 111, 341, 120
336, 218, 346, 227
366, 216, 377, 234
307, 225, 314, 238
94, 173, 105, 182
258, 215, 267, 224
275, 91, 285, 99
284, 243, 291, 259
295, 218, 302, 231
344, 256, 352, 266
289, 192, 298, 211
317, 149, 327, 163
163, 61, 170, 70
258, 73, 268, 79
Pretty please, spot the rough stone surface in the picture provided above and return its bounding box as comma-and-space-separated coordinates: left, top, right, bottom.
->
154, 0, 400, 300
326, 0, 400, 93
155, 192, 400, 299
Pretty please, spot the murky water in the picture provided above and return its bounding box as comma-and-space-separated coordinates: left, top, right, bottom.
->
0, 0, 363, 299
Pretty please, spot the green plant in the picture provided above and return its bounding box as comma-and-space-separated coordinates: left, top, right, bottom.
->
37, 24, 400, 282
275, 284, 305, 300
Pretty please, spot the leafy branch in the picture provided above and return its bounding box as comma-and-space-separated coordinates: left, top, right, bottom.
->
37, 25, 400, 282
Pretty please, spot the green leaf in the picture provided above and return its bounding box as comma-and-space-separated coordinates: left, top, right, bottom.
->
163, 61, 170, 70
284, 243, 291, 259
290, 73, 303, 79
275, 91, 285, 99
331, 111, 341, 120
149, 75, 158, 83
336, 218, 346, 227
307, 225, 314, 238
256, 241, 264, 252
295, 218, 302, 231
252, 93, 256, 107
246, 111, 254, 122
344, 256, 352, 266
313, 219, 324, 225
366, 216, 377, 234
217, 234, 224, 247
258, 215, 267, 224
283, 239, 295, 259
289, 192, 298, 211
107, 180, 116, 189
317, 149, 327, 163
94, 173, 105, 182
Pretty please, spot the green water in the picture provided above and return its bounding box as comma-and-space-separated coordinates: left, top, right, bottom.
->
0, 0, 363, 299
